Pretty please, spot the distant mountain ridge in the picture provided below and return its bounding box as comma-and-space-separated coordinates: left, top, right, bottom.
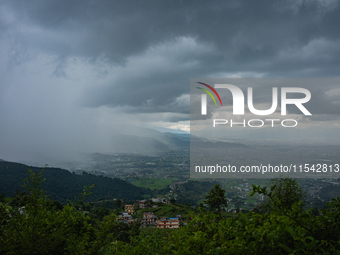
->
111, 125, 246, 154
0, 161, 150, 203
114, 125, 190, 151
1, 127, 246, 169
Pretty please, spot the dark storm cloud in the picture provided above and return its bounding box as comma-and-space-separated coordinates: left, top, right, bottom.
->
1, 0, 340, 165
1, 0, 340, 114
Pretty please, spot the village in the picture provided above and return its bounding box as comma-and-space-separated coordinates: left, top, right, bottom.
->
117, 198, 182, 229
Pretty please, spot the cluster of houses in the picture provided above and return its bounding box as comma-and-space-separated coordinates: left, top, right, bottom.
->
117, 212, 134, 224
116, 198, 181, 228
156, 216, 181, 229
139, 211, 181, 229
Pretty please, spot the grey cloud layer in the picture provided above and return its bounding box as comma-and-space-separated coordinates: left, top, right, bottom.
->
1, 0, 340, 164
1, 0, 340, 115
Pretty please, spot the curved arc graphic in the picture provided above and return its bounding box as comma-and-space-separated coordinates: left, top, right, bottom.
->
196, 87, 217, 105
196, 82, 223, 106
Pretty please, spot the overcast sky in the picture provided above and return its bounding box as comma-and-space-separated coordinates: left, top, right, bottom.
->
0, 0, 340, 163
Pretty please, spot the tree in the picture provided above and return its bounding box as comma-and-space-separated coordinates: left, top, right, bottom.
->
0, 193, 5, 203
0, 168, 96, 254
269, 176, 306, 211
113, 199, 122, 208
204, 184, 227, 212
170, 198, 176, 204
94, 206, 110, 221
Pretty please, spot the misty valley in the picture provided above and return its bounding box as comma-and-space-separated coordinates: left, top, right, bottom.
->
2, 134, 340, 210
2, 130, 340, 254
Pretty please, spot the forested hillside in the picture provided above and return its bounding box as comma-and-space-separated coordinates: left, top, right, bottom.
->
2, 171, 340, 254
0, 161, 150, 202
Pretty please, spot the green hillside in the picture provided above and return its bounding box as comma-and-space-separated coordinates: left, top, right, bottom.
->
0, 161, 151, 203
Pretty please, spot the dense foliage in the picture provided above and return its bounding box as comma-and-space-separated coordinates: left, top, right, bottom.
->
268, 176, 307, 210
2, 170, 340, 254
112, 183, 340, 254
0, 169, 141, 254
